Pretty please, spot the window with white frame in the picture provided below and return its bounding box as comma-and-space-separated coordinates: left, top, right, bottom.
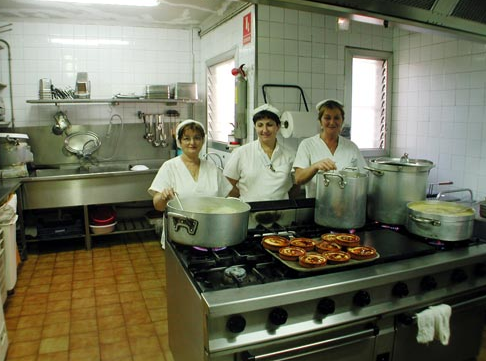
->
207, 55, 235, 149
344, 47, 392, 157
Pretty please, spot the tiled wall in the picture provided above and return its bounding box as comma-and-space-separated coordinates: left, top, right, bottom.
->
0, 22, 198, 128
392, 29, 486, 200
199, 6, 256, 161
256, 5, 393, 151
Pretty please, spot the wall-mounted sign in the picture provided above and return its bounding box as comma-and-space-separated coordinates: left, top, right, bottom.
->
243, 13, 251, 45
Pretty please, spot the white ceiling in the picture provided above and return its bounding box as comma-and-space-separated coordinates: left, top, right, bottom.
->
0, 0, 244, 28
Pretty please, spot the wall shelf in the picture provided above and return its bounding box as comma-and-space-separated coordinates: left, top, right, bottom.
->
26, 98, 201, 106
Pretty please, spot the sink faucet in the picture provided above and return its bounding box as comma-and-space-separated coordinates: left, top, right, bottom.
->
202, 152, 224, 170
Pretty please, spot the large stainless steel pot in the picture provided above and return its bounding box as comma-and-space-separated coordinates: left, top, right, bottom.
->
0, 133, 34, 167
366, 153, 434, 225
315, 169, 368, 229
405, 200, 475, 241
166, 196, 250, 247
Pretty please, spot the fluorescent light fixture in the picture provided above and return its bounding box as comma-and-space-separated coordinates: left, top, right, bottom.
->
50, 38, 129, 46
351, 14, 384, 26
38, 0, 158, 6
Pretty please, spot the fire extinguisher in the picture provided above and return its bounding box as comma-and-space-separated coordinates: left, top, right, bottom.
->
231, 64, 247, 140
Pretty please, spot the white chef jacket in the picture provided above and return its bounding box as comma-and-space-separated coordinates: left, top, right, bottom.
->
223, 140, 295, 202
148, 156, 232, 198
293, 134, 367, 198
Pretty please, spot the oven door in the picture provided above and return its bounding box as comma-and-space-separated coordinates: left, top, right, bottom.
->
393, 293, 486, 361
236, 321, 379, 361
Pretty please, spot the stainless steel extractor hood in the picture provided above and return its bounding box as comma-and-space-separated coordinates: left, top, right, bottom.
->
250, 0, 486, 41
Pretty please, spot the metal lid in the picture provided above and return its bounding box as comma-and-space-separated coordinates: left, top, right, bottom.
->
369, 153, 434, 172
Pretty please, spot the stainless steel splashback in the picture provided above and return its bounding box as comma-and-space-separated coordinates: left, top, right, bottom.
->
16, 123, 171, 168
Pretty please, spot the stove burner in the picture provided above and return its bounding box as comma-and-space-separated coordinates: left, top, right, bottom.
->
223, 266, 247, 284
192, 246, 227, 252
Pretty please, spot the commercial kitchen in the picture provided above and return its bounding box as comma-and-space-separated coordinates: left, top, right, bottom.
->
1, 0, 486, 360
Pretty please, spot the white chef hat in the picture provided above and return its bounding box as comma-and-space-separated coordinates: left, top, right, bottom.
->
315, 99, 344, 112
252, 103, 281, 118
175, 119, 206, 148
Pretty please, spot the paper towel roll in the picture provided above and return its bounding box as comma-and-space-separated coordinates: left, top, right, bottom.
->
280, 111, 319, 138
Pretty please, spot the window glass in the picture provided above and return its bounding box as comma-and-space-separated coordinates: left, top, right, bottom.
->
207, 58, 235, 145
345, 48, 392, 157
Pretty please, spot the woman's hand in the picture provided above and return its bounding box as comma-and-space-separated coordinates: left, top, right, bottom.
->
153, 187, 176, 211
294, 158, 337, 186
312, 158, 337, 172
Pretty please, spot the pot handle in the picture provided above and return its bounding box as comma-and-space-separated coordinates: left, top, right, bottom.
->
364, 166, 384, 177
321, 172, 346, 189
167, 212, 199, 235
408, 214, 441, 226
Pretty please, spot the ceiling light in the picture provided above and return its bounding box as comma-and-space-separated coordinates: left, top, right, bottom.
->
38, 0, 159, 6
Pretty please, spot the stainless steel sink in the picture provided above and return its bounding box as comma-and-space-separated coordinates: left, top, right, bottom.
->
34, 164, 133, 177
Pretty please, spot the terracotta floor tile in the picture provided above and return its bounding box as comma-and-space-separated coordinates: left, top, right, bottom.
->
43, 310, 70, 325
129, 335, 162, 355
38, 335, 69, 354
48, 290, 71, 302
71, 287, 95, 299
4, 239, 176, 361
49, 282, 72, 292
70, 319, 98, 334
95, 284, 118, 296
100, 340, 132, 361
69, 331, 99, 349
126, 323, 157, 339
7, 340, 40, 358
97, 314, 125, 331
42, 322, 70, 338
72, 271, 94, 281
11, 326, 43, 342
96, 303, 123, 318
119, 290, 145, 303
68, 346, 100, 361
37, 351, 69, 361
70, 307, 97, 322
71, 278, 95, 290
17, 314, 45, 329
47, 299, 71, 312
98, 326, 128, 345
95, 293, 120, 307
71, 296, 96, 309
116, 282, 140, 293
115, 276, 139, 287
29, 275, 52, 285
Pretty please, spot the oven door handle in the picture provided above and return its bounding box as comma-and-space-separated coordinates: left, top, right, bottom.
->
397, 294, 486, 326
241, 325, 379, 361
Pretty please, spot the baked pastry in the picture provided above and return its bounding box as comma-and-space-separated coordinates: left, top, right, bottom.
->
323, 251, 351, 264
320, 233, 338, 242
335, 233, 360, 248
315, 241, 342, 253
278, 246, 306, 261
348, 246, 377, 260
298, 253, 327, 268
262, 236, 290, 251
290, 238, 316, 251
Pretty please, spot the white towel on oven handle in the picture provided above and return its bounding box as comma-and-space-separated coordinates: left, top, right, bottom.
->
416, 303, 452, 346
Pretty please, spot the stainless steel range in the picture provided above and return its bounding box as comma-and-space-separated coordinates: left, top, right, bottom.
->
166, 199, 486, 361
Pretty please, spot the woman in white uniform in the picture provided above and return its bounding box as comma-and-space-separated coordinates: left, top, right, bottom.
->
293, 99, 367, 198
148, 119, 233, 211
224, 104, 299, 202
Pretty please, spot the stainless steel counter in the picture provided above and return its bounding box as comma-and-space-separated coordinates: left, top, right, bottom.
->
22, 167, 158, 209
